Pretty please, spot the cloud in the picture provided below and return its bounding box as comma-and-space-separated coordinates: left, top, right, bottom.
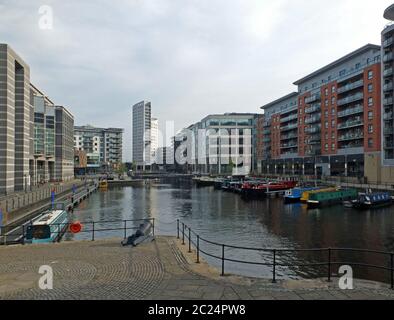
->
0, 0, 392, 161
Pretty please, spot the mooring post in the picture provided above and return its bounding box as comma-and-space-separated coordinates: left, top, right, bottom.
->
197, 235, 200, 263
327, 248, 331, 282
177, 219, 179, 239
188, 227, 191, 253
272, 249, 276, 283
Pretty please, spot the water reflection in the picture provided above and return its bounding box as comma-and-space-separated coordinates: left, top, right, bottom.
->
67, 178, 394, 283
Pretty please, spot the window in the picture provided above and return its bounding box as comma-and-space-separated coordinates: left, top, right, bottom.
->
332, 143, 336, 151
331, 120, 335, 128
332, 86, 336, 93
355, 63, 361, 69
368, 97, 373, 107
368, 111, 373, 120
368, 70, 373, 80
325, 121, 328, 129
331, 108, 335, 115
325, 88, 328, 96
325, 99, 329, 107
325, 110, 328, 118
368, 138, 373, 148
331, 97, 336, 105
368, 83, 373, 93
325, 133, 328, 140
331, 132, 335, 139
339, 69, 346, 77
368, 125, 373, 133
299, 119, 303, 125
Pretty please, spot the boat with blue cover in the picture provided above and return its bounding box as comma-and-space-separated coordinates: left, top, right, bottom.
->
284, 187, 320, 204
350, 192, 394, 210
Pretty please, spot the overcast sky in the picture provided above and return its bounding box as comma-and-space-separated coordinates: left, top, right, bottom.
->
0, 0, 392, 161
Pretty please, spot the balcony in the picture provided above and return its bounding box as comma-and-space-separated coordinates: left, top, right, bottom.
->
263, 129, 271, 135
280, 113, 298, 123
384, 67, 393, 77
337, 105, 363, 118
337, 92, 364, 106
337, 119, 364, 130
384, 97, 394, 105
280, 123, 298, 132
306, 147, 321, 156
305, 114, 321, 124
305, 104, 321, 114
305, 124, 321, 134
337, 80, 364, 94
281, 133, 298, 141
384, 52, 394, 63
305, 94, 321, 104
338, 132, 364, 142
263, 121, 271, 128
263, 137, 271, 143
280, 143, 298, 149
309, 135, 321, 142
384, 37, 394, 48
384, 112, 393, 120
384, 82, 393, 92
384, 126, 394, 135
384, 140, 394, 149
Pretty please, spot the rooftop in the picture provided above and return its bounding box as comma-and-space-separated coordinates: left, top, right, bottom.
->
261, 92, 298, 110
293, 44, 381, 86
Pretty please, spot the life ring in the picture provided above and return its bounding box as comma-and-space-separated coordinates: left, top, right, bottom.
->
70, 221, 83, 234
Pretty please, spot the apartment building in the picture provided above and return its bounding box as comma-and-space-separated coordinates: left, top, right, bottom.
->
55, 106, 75, 182
132, 100, 151, 170
261, 44, 382, 179
74, 125, 123, 172
151, 118, 159, 164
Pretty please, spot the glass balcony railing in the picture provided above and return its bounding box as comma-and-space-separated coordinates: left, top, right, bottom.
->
280, 113, 298, 123
384, 82, 393, 92
384, 37, 394, 47
305, 124, 321, 134
280, 123, 298, 131
305, 114, 321, 124
384, 126, 394, 135
337, 80, 364, 94
337, 92, 364, 106
384, 52, 394, 63
384, 112, 393, 120
281, 134, 298, 140
305, 94, 321, 104
337, 105, 363, 118
384, 67, 393, 77
305, 104, 321, 114
338, 132, 364, 141
384, 97, 394, 105
337, 119, 364, 130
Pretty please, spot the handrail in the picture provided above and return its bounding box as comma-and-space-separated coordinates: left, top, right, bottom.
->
178, 221, 394, 289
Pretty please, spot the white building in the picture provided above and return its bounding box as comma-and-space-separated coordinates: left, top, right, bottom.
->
151, 118, 159, 164
132, 101, 151, 170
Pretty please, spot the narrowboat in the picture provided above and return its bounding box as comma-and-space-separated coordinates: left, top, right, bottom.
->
300, 187, 337, 203
241, 180, 298, 199
284, 187, 319, 204
193, 176, 216, 187
351, 192, 393, 210
25, 203, 69, 243
214, 178, 225, 190
307, 189, 358, 208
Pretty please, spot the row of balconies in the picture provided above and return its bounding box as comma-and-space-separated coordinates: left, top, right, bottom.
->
281, 133, 298, 140
384, 82, 393, 92
305, 94, 321, 104
337, 79, 364, 94
337, 104, 363, 118
384, 112, 393, 120
305, 124, 321, 134
305, 113, 322, 124
338, 132, 364, 142
383, 52, 394, 63
384, 37, 394, 48
280, 123, 298, 132
305, 104, 321, 114
280, 143, 298, 149
337, 92, 364, 106
384, 126, 393, 135
280, 113, 298, 123
384, 96, 394, 105
384, 67, 393, 77
337, 119, 364, 130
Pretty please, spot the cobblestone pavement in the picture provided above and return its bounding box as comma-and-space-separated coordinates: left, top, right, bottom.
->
0, 236, 393, 300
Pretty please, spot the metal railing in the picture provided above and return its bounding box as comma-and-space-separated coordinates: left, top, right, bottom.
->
0, 218, 155, 245
177, 220, 394, 288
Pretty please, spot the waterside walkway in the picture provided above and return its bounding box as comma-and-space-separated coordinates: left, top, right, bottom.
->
0, 236, 393, 300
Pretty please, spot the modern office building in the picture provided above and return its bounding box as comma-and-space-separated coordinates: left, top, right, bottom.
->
261, 44, 382, 179
132, 100, 151, 170
0, 44, 31, 194
30, 84, 56, 184
174, 113, 258, 175
74, 125, 123, 172
55, 106, 74, 182
151, 118, 159, 164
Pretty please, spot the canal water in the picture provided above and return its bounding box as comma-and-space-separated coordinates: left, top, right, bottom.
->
66, 178, 394, 283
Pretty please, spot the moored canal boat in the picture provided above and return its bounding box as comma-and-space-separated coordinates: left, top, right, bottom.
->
307, 189, 358, 208
25, 203, 69, 244
300, 187, 337, 203
241, 180, 298, 199
350, 192, 394, 210
284, 187, 320, 204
